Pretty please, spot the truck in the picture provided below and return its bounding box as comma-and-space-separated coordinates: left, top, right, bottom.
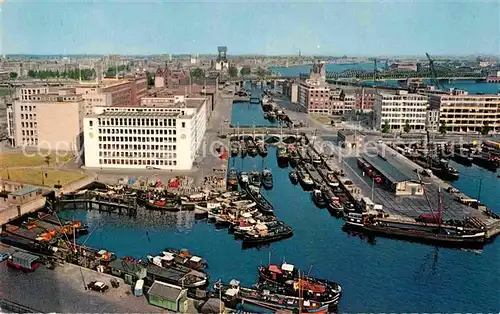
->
6, 252, 40, 271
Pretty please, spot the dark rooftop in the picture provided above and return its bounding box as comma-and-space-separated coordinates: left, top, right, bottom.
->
108, 258, 145, 275
361, 152, 415, 183
146, 264, 186, 282
148, 281, 184, 301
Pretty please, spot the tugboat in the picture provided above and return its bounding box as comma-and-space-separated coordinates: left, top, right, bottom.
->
276, 143, 289, 168
257, 140, 268, 157
240, 141, 248, 158
297, 165, 315, 189
311, 189, 326, 208
257, 263, 342, 306
289, 170, 299, 184
430, 157, 459, 181
321, 185, 343, 215
288, 144, 300, 167
247, 139, 258, 157
250, 170, 261, 187
230, 141, 240, 157
227, 168, 239, 191
261, 168, 273, 190
451, 147, 473, 166
238, 171, 249, 187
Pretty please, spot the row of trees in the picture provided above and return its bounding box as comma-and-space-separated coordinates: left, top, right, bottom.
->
381, 120, 492, 135
27, 69, 96, 80
105, 65, 129, 77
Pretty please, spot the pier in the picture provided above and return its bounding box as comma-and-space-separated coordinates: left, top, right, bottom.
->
57, 192, 138, 217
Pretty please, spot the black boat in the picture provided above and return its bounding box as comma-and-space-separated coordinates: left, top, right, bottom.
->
289, 170, 299, 184
288, 145, 300, 167
242, 225, 293, 247
321, 185, 343, 215
451, 148, 473, 166
230, 141, 240, 157
431, 158, 459, 181
227, 168, 239, 191
238, 171, 250, 187
276, 143, 288, 167
244, 185, 274, 215
261, 168, 273, 190
250, 171, 261, 187
247, 140, 258, 157
311, 189, 326, 208
471, 152, 500, 171
257, 141, 268, 157
297, 165, 315, 189
240, 141, 247, 158
257, 263, 342, 306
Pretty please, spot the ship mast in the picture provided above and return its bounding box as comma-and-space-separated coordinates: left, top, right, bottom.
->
298, 270, 303, 314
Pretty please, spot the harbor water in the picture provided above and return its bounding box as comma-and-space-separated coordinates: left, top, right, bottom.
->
59, 86, 499, 313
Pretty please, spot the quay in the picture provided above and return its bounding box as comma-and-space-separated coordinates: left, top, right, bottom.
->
57, 191, 138, 217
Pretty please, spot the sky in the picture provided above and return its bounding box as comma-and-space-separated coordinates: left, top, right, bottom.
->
0, 0, 498, 56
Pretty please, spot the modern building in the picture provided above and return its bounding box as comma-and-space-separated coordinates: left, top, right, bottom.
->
83, 96, 208, 170
7, 87, 84, 150
298, 62, 332, 115
426, 108, 440, 132
374, 90, 428, 132
428, 90, 500, 133
282, 80, 298, 103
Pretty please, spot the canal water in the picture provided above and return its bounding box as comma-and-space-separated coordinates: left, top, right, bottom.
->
59, 84, 500, 313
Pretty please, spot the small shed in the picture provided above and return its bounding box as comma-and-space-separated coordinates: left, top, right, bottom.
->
147, 281, 188, 313
108, 259, 147, 285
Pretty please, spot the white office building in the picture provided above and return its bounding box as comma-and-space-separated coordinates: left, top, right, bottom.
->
83, 96, 208, 170
374, 90, 428, 132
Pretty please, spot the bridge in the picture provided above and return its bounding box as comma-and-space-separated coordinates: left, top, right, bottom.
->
226, 126, 327, 143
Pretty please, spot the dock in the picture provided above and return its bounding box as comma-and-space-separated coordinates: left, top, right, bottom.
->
57, 191, 138, 216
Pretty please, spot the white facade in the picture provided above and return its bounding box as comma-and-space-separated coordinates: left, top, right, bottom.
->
83, 96, 207, 170
374, 90, 428, 132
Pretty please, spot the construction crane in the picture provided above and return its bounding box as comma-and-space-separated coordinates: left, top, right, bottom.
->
426, 53, 445, 90
368, 57, 378, 83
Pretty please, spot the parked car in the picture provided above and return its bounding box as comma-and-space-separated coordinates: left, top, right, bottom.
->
87, 281, 109, 292
0, 252, 9, 262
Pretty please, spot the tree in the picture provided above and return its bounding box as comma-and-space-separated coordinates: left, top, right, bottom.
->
480, 122, 491, 136
44, 155, 52, 167
9, 72, 18, 79
403, 120, 411, 133
439, 121, 447, 135
240, 67, 251, 76
147, 72, 155, 86
229, 67, 238, 78
256, 67, 269, 78
28, 70, 35, 78
382, 121, 390, 133
190, 68, 204, 79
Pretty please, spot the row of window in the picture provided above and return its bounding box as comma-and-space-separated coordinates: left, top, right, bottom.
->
20, 114, 36, 120
22, 130, 37, 136
94, 117, 178, 127
21, 138, 38, 145
99, 144, 176, 151
21, 122, 37, 128
98, 136, 177, 144
98, 128, 177, 135
99, 151, 177, 158
100, 159, 177, 166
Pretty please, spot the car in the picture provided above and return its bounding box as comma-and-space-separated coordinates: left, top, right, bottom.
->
87, 281, 109, 292
0, 252, 9, 262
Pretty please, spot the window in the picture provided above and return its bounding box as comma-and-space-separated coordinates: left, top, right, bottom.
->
89, 120, 93, 127
182, 122, 186, 128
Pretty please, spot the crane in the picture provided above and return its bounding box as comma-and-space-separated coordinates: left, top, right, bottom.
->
368, 57, 378, 83
426, 53, 445, 90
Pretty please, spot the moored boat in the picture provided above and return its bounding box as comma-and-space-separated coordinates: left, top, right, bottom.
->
288, 145, 300, 167
257, 140, 268, 157
238, 171, 249, 187
311, 189, 326, 208
321, 185, 343, 215
227, 168, 239, 191
247, 140, 258, 157
250, 170, 261, 187
261, 168, 273, 190
276, 143, 288, 167
297, 165, 314, 189
230, 141, 240, 157
240, 141, 248, 158
242, 224, 293, 247
289, 170, 299, 184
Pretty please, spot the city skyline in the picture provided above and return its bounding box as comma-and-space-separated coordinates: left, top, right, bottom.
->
0, 1, 498, 56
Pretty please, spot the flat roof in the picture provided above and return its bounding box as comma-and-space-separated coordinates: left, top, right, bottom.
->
97, 111, 180, 118
148, 281, 184, 300
10, 186, 40, 196
361, 152, 415, 183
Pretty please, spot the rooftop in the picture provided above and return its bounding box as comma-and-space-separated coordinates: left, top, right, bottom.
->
361, 151, 415, 183
10, 186, 40, 196
148, 281, 184, 300
97, 111, 180, 118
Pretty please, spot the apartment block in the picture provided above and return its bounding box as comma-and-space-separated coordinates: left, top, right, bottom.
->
83, 96, 208, 171
374, 90, 428, 132
429, 90, 500, 133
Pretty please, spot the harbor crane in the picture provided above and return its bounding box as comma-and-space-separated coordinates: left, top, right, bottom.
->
426, 53, 445, 90
368, 57, 378, 82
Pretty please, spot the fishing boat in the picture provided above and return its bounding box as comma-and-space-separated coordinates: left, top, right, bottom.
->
276, 143, 288, 167
240, 141, 248, 158
257, 263, 342, 305
289, 170, 299, 184
451, 147, 473, 166
311, 189, 326, 208
142, 197, 181, 211
430, 158, 459, 181
244, 184, 274, 215
288, 145, 300, 167
146, 262, 209, 288
242, 224, 293, 247
160, 248, 208, 270
250, 171, 261, 187
233, 219, 282, 239
297, 165, 314, 189
227, 168, 239, 191
471, 151, 500, 171
247, 139, 258, 157
261, 168, 273, 190
257, 140, 268, 157
321, 186, 343, 215
307, 148, 322, 165
230, 141, 240, 157
238, 171, 249, 187
214, 280, 330, 313
317, 167, 339, 188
